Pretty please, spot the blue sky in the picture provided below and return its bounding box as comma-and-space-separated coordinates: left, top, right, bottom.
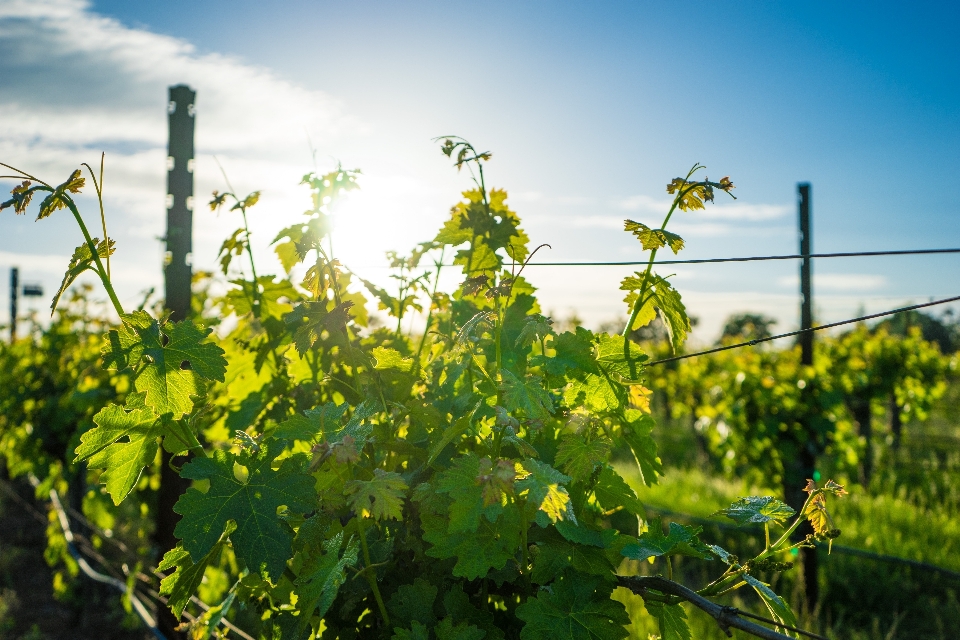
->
1, 0, 957, 339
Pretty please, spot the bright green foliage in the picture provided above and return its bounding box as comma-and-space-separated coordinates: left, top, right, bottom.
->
0, 150, 854, 640
515, 577, 630, 640
101, 311, 227, 418
52, 238, 115, 313
75, 400, 166, 504
346, 469, 408, 520
624, 220, 685, 254
173, 445, 315, 579
621, 274, 689, 352
713, 496, 795, 526
159, 522, 235, 617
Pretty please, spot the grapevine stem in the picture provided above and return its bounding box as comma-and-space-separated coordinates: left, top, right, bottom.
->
356, 516, 390, 627
414, 248, 445, 371
65, 198, 124, 317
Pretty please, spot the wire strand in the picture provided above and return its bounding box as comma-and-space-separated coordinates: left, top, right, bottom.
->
645, 294, 960, 366
519, 247, 960, 267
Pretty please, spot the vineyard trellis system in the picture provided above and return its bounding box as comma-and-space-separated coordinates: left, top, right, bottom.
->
2, 133, 958, 640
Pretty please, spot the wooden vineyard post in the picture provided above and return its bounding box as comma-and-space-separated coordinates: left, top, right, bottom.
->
9, 267, 17, 343
157, 84, 196, 638
784, 182, 819, 611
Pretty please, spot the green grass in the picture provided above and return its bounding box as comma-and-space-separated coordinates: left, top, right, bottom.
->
612, 465, 960, 639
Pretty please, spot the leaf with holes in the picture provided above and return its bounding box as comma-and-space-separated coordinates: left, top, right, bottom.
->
101, 312, 227, 418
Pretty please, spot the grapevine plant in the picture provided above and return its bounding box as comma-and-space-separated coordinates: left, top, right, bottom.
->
1, 144, 847, 640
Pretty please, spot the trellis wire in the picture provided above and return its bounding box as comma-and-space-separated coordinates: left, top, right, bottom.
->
645, 294, 960, 366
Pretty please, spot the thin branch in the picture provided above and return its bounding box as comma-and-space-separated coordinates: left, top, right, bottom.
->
616, 575, 804, 640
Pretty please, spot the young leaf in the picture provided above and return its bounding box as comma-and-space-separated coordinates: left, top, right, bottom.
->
284, 301, 354, 355
291, 531, 359, 636
593, 465, 644, 517
159, 522, 235, 617
425, 506, 522, 580
555, 435, 612, 484
372, 346, 414, 372
52, 238, 115, 313
620, 409, 662, 486
500, 370, 554, 420
743, 574, 798, 631
274, 402, 349, 442
173, 445, 315, 579
516, 314, 554, 349
1, 180, 37, 214
36, 169, 84, 219
621, 518, 711, 560
624, 220, 685, 254
345, 469, 408, 521
515, 576, 630, 640
643, 601, 691, 640
712, 496, 796, 526
517, 459, 574, 524
436, 454, 502, 532
620, 273, 690, 352
101, 312, 228, 419
388, 578, 438, 628
75, 401, 176, 505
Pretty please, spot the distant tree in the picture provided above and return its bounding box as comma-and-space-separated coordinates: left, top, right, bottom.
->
719, 313, 776, 344
876, 309, 957, 354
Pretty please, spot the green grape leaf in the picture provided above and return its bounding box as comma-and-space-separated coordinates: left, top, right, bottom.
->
225, 276, 299, 319
420, 487, 521, 580
515, 576, 629, 640
345, 469, 408, 521
620, 273, 690, 353
643, 601, 691, 640
373, 346, 414, 372
274, 402, 349, 442
436, 454, 503, 532
595, 333, 647, 384
621, 518, 711, 560
620, 410, 661, 486
593, 466, 644, 517
743, 574, 798, 630
102, 312, 227, 418
36, 169, 84, 219
624, 220, 685, 254
75, 400, 195, 505
52, 238, 115, 313
388, 578, 438, 628
159, 522, 235, 617
713, 496, 795, 526
539, 329, 597, 377
393, 622, 430, 640
517, 459, 574, 524
284, 301, 354, 355
556, 435, 612, 484
531, 540, 614, 584
435, 616, 486, 640
500, 370, 553, 420
292, 531, 359, 637
173, 445, 315, 579
516, 314, 555, 349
